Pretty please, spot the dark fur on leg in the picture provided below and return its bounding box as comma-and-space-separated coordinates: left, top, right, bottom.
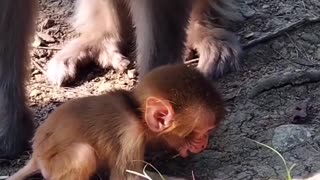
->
187, 0, 244, 78
0, 0, 37, 158
129, 0, 193, 79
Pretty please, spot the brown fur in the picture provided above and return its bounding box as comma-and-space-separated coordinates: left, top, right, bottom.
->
47, 0, 242, 86
9, 65, 225, 180
0, 0, 38, 158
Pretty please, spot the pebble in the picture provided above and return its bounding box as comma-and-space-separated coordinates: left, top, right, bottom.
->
42, 18, 55, 29
300, 32, 320, 44
37, 32, 55, 43
127, 69, 136, 79
241, 5, 256, 18
314, 48, 320, 60
272, 124, 312, 152
30, 89, 41, 97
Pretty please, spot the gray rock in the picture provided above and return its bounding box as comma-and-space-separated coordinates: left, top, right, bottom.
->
244, 0, 254, 4
272, 124, 312, 152
314, 48, 320, 60
300, 33, 320, 44
262, 4, 270, 9
241, 5, 256, 18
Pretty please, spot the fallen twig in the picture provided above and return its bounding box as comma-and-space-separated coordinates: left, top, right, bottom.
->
243, 16, 320, 49
286, 33, 310, 61
34, 46, 61, 50
185, 58, 199, 64
31, 59, 47, 75
192, 171, 196, 180
271, 46, 320, 67
249, 70, 320, 98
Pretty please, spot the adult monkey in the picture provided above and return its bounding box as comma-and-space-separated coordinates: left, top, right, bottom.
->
0, 0, 196, 158
47, 0, 242, 86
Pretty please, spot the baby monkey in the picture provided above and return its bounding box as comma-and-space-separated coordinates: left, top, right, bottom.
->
9, 64, 225, 180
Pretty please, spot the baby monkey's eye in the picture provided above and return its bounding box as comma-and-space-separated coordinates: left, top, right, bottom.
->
185, 131, 196, 140
185, 131, 204, 141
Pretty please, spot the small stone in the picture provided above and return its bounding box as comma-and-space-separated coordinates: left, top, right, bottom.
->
34, 74, 42, 81
42, 19, 55, 29
114, 84, 123, 89
30, 89, 41, 97
118, 81, 127, 85
32, 70, 41, 76
279, 48, 288, 56
276, 5, 294, 16
32, 35, 42, 47
37, 32, 55, 43
93, 78, 101, 82
314, 134, 320, 146
272, 124, 312, 152
97, 82, 112, 92
38, 50, 48, 58
245, 32, 256, 39
300, 32, 320, 44
314, 48, 320, 60
127, 69, 137, 79
241, 5, 256, 18
262, 4, 270, 9
236, 171, 253, 179
244, 0, 254, 4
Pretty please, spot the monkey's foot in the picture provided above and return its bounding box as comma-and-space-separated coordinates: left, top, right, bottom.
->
0, 110, 34, 158
98, 49, 130, 73
47, 55, 78, 86
196, 36, 243, 78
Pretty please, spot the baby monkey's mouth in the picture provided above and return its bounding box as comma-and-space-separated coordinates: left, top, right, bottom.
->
178, 148, 199, 158
175, 150, 201, 159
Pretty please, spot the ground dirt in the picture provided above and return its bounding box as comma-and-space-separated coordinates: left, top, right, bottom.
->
1, 0, 320, 179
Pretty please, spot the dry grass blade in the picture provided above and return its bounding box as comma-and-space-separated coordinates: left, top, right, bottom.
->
126, 160, 166, 180
31, 59, 47, 75
245, 137, 296, 180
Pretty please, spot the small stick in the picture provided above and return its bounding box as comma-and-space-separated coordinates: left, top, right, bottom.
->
34, 46, 61, 50
285, 33, 311, 62
243, 16, 320, 49
192, 171, 196, 180
31, 59, 46, 75
185, 58, 199, 64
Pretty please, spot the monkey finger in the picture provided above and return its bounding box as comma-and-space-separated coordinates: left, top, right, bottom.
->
111, 56, 130, 73
97, 48, 130, 73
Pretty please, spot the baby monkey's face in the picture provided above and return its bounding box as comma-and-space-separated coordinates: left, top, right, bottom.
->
162, 113, 216, 158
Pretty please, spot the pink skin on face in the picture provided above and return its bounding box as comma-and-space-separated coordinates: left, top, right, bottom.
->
178, 124, 216, 157
178, 134, 209, 157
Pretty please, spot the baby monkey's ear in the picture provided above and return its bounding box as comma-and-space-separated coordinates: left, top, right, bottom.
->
144, 97, 175, 132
